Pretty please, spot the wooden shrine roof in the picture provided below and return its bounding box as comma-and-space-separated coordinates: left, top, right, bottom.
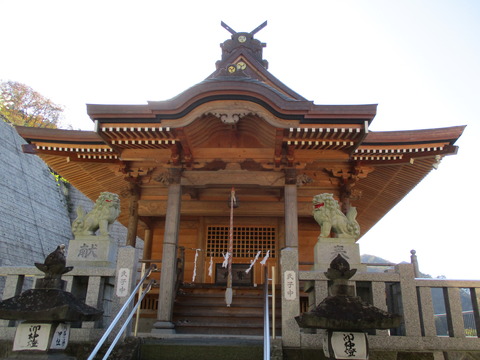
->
15, 122, 464, 238
14, 25, 465, 239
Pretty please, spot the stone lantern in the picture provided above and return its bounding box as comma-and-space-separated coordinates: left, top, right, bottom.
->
295, 255, 402, 359
0, 244, 102, 359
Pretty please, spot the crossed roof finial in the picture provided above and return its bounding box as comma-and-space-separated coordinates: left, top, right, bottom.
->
218, 21, 269, 68
221, 21, 267, 36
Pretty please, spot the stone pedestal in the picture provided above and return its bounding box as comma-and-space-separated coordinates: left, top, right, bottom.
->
313, 237, 365, 272
66, 236, 117, 268
8, 322, 75, 360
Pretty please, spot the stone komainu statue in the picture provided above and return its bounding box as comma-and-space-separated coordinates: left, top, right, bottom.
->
72, 192, 120, 237
312, 193, 360, 239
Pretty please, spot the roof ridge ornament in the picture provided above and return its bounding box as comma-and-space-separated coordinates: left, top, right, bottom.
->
218, 21, 268, 69
220, 21, 267, 36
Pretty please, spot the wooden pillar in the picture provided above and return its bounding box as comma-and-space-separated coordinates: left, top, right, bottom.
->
284, 169, 298, 248
142, 227, 153, 260
126, 183, 140, 247
153, 169, 182, 333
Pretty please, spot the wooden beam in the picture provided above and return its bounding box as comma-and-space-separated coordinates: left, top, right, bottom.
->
119, 149, 172, 161
192, 148, 274, 161
181, 169, 285, 187
138, 199, 312, 217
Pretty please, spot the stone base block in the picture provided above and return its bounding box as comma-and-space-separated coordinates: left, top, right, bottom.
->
6, 353, 76, 360
313, 237, 365, 272
66, 237, 117, 268
151, 321, 176, 334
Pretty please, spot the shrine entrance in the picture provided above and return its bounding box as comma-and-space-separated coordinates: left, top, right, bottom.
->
204, 222, 278, 287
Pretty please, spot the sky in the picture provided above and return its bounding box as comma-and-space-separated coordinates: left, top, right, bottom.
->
2, 0, 479, 279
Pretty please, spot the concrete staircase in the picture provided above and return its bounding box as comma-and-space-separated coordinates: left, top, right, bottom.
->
173, 284, 281, 336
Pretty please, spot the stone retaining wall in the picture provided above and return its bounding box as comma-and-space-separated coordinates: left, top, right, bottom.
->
0, 121, 142, 297
0, 121, 72, 270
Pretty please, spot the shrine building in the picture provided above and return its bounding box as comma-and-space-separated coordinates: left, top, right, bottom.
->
15, 22, 465, 341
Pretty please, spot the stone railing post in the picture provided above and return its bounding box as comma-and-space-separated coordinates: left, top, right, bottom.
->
0, 275, 25, 327
410, 249, 420, 277
471, 287, 480, 336
281, 176, 300, 347
82, 276, 103, 329
444, 287, 465, 338
397, 264, 421, 337
371, 281, 390, 336
417, 285, 436, 337
111, 246, 139, 337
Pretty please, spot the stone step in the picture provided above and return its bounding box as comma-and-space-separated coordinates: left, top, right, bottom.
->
172, 284, 281, 336
139, 336, 264, 360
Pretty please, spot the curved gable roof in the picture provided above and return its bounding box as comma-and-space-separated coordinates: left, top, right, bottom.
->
14, 25, 466, 240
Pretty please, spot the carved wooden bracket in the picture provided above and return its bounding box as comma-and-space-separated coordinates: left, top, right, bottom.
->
286, 143, 295, 167
118, 164, 154, 183
169, 143, 180, 166
326, 165, 374, 181
274, 129, 284, 168
296, 173, 313, 186
326, 165, 374, 212
174, 128, 193, 167
154, 167, 183, 186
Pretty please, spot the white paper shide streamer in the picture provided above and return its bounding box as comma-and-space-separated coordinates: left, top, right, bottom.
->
208, 256, 213, 278
222, 252, 230, 268
192, 249, 200, 282
260, 250, 270, 266
245, 251, 261, 274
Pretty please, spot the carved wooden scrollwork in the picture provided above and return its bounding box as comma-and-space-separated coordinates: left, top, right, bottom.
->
118, 164, 154, 184
207, 110, 251, 125
296, 173, 313, 186
154, 168, 182, 186
326, 165, 374, 212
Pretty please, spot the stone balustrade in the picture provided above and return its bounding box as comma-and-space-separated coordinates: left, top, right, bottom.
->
0, 246, 139, 343
1, 259, 479, 355
298, 263, 480, 352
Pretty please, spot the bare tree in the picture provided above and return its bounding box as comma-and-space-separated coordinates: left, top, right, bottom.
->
0, 80, 64, 128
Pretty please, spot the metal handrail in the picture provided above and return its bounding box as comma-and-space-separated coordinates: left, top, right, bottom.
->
263, 266, 270, 360
87, 264, 156, 360
102, 279, 155, 360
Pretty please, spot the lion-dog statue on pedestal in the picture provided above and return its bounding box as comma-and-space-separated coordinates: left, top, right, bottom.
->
313, 193, 360, 239
72, 192, 120, 238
